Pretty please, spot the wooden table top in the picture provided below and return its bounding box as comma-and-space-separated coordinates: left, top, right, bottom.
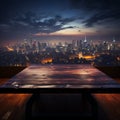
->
1, 64, 120, 93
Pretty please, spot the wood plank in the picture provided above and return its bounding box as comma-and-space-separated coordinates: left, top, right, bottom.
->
93, 94, 120, 120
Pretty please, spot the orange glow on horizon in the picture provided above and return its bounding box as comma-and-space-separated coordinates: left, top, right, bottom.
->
33, 26, 97, 37
50, 29, 81, 36
34, 29, 83, 36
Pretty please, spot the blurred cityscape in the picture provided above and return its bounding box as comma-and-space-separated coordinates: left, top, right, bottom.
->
0, 37, 120, 67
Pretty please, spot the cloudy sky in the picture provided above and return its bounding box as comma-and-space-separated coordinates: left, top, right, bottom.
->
0, 0, 120, 44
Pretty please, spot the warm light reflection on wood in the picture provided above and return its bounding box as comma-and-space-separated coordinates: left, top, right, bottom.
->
1, 65, 119, 89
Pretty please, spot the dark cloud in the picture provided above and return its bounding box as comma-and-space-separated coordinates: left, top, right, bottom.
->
83, 10, 120, 27
0, 11, 77, 37
70, 0, 120, 11
70, 0, 120, 28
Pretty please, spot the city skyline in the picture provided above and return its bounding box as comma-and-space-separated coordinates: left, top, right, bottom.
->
0, 0, 120, 45
1, 37, 119, 66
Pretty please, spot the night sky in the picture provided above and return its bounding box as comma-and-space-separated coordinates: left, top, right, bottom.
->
0, 0, 120, 44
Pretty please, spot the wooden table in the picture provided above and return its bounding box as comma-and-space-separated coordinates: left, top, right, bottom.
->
0, 64, 120, 120
1, 64, 120, 93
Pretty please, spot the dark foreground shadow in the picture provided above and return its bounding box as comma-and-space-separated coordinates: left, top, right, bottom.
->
25, 94, 108, 120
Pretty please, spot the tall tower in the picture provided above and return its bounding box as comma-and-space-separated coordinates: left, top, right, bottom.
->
112, 36, 116, 50
112, 36, 116, 43
84, 35, 87, 43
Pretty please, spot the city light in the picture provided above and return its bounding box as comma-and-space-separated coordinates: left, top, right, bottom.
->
41, 58, 53, 64
0, 38, 120, 66
6, 46, 14, 51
